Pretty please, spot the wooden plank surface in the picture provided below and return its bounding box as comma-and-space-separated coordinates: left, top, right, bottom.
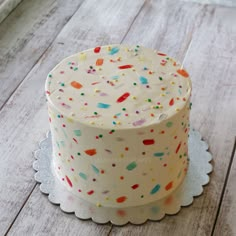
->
213, 143, 236, 236
0, 0, 145, 234
110, 2, 236, 236
0, 0, 235, 235
0, 0, 84, 109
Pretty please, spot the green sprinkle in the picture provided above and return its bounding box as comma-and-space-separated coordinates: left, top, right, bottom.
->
141, 195, 144, 198
159, 77, 163, 81
99, 134, 103, 138
57, 115, 60, 118
61, 83, 65, 86
94, 112, 98, 115
155, 106, 159, 109
81, 93, 84, 96
77, 152, 81, 156
133, 82, 137, 86
148, 99, 152, 102
137, 45, 140, 48
74, 67, 78, 71
68, 62, 71, 65
48, 74, 52, 78
135, 48, 138, 52
122, 108, 126, 111
179, 155, 182, 158
90, 66, 93, 69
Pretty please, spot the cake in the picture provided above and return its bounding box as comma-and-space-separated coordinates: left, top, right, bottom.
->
45, 45, 191, 208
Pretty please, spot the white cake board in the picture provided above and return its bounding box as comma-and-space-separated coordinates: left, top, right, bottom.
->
33, 129, 212, 225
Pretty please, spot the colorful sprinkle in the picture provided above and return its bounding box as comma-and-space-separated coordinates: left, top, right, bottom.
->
97, 102, 111, 109
87, 190, 94, 195
94, 46, 101, 53
166, 121, 173, 127
177, 69, 189, 77
96, 58, 104, 66
84, 149, 97, 156
109, 47, 120, 55
131, 184, 139, 190
153, 152, 164, 157
79, 172, 87, 180
139, 76, 148, 84
169, 98, 174, 106
65, 175, 73, 187
91, 165, 100, 174
165, 181, 173, 191
143, 139, 155, 145
73, 130, 81, 136
150, 184, 161, 194
118, 65, 133, 69
175, 142, 182, 154
116, 196, 127, 203
71, 81, 83, 89
132, 119, 146, 126
116, 92, 130, 103
126, 161, 137, 171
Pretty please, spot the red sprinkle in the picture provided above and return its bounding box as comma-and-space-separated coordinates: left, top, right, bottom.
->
94, 46, 101, 53
175, 142, 182, 154
87, 190, 94, 195
116, 92, 130, 103
165, 181, 173, 191
65, 176, 73, 187
157, 52, 167, 56
73, 138, 78, 144
131, 184, 139, 190
169, 98, 174, 106
84, 149, 97, 156
116, 196, 127, 203
118, 65, 133, 69
143, 139, 155, 145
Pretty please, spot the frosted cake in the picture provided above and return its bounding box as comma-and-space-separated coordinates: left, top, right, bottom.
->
45, 45, 191, 207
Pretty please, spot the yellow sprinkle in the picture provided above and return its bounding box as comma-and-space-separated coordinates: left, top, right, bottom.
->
117, 121, 121, 125
159, 105, 163, 108
160, 94, 165, 97
90, 121, 95, 125
67, 118, 74, 123
105, 197, 109, 200
98, 68, 102, 71
122, 73, 125, 76
79, 53, 86, 61
176, 108, 180, 111
171, 81, 175, 85
132, 96, 136, 100
132, 69, 136, 71
151, 178, 156, 182
94, 89, 100, 92
120, 154, 124, 158
96, 203, 102, 207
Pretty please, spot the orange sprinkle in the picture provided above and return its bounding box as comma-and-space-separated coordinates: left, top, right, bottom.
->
116, 196, 127, 203
177, 69, 189, 78
84, 149, 97, 156
96, 58, 104, 66
165, 181, 173, 191
71, 81, 83, 89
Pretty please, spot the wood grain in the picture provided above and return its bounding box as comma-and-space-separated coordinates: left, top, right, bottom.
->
213, 142, 236, 236
110, 2, 236, 236
0, 0, 84, 109
0, 0, 145, 234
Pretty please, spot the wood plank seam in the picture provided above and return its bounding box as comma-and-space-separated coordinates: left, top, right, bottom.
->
0, 0, 86, 113
4, 183, 37, 236
211, 137, 236, 236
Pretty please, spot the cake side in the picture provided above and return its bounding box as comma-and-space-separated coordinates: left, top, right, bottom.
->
45, 45, 191, 207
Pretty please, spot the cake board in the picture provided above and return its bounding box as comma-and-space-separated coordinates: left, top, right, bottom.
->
33, 129, 212, 225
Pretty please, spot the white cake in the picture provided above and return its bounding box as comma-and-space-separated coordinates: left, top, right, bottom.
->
45, 45, 191, 207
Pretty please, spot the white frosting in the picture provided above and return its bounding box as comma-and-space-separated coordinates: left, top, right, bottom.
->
45, 45, 191, 207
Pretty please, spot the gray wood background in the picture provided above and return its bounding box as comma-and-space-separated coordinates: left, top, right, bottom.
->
0, 0, 235, 235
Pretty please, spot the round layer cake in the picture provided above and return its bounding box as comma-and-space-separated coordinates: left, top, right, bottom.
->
45, 45, 192, 208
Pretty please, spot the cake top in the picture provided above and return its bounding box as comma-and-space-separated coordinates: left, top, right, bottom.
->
45, 45, 191, 129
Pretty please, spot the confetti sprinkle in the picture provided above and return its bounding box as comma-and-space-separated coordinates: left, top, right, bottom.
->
94, 46, 101, 53
150, 184, 161, 194
65, 176, 73, 187
153, 152, 164, 157
143, 139, 155, 145
79, 172, 87, 180
118, 65, 133, 69
116, 92, 130, 103
97, 102, 111, 109
84, 149, 97, 156
116, 196, 127, 203
165, 181, 173, 191
177, 69, 189, 78
126, 161, 137, 171
109, 47, 120, 55
139, 76, 148, 84
71, 81, 83, 89
132, 119, 146, 126
73, 130, 82, 136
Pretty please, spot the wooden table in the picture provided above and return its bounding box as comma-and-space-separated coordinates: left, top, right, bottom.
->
0, 0, 235, 235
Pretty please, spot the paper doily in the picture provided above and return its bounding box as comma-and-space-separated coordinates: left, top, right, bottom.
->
33, 129, 212, 225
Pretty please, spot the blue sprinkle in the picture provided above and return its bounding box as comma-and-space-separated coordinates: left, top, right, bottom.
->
91, 165, 100, 174
115, 112, 121, 117
153, 152, 164, 157
109, 47, 120, 55
79, 172, 87, 180
112, 75, 119, 80
150, 184, 161, 194
97, 102, 111, 109
73, 130, 82, 136
151, 206, 159, 214
139, 76, 148, 84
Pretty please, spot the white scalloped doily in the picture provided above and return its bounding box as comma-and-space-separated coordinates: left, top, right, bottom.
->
33, 129, 212, 225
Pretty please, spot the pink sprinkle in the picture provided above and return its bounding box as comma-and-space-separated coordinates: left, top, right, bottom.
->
133, 119, 146, 126
100, 92, 108, 96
